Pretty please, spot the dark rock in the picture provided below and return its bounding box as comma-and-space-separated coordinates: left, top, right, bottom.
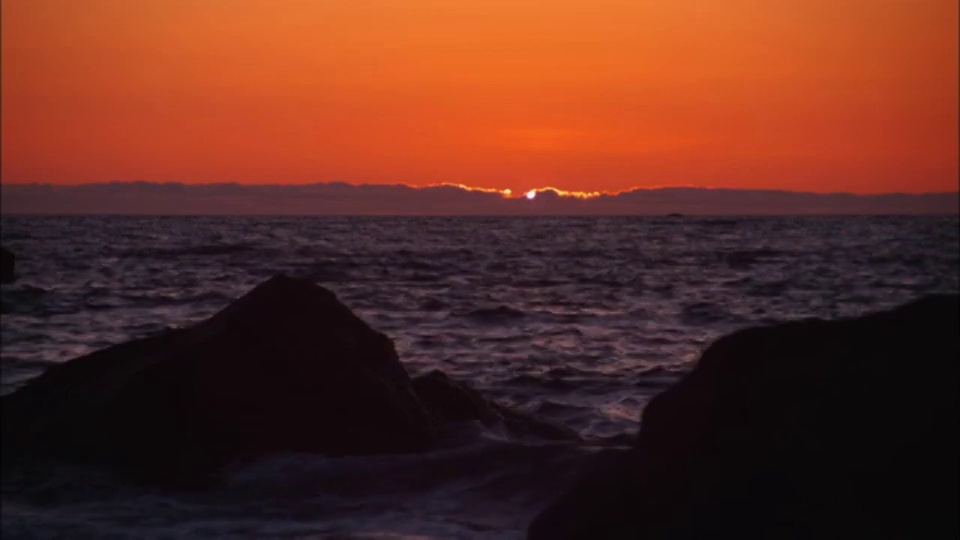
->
412, 370, 580, 442
2, 275, 440, 485
529, 295, 959, 540
1, 246, 15, 283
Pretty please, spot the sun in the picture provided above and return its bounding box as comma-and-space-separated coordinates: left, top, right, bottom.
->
525, 190, 537, 200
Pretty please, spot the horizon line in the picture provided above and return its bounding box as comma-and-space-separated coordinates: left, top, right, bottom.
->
2, 180, 957, 200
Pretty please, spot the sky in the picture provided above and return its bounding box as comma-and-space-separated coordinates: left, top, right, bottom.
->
2, 0, 958, 195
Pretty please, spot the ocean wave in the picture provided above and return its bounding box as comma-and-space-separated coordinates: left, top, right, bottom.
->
289, 262, 356, 283
718, 247, 790, 269
531, 399, 591, 417
746, 279, 792, 298
0, 285, 49, 314
395, 259, 443, 272
417, 297, 448, 312
116, 243, 260, 258
2, 439, 600, 538
509, 278, 567, 288
117, 290, 234, 307
501, 373, 593, 393
222, 440, 596, 498
679, 302, 736, 326
0, 356, 60, 370
633, 366, 686, 387
461, 306, 526, 323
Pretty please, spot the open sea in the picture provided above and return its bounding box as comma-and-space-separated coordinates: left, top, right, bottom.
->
2, 215, 958, 539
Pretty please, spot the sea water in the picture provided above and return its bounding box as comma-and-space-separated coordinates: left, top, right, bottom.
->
2, 215, 957, 538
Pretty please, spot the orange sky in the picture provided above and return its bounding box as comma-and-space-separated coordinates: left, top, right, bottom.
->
2, 0, 957, 194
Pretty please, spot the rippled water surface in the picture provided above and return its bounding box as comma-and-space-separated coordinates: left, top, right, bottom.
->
2, 215, 958, 538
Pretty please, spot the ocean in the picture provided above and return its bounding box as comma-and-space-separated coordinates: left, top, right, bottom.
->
2, 215, 958, 538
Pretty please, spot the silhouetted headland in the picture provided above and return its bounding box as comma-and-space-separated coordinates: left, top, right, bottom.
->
528, 294, 959, 539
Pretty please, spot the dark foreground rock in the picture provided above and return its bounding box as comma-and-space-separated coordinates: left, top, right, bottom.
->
1, 246, 15, 283
2, 275, 440, 484
2, 275, 576, 486
529, 295, 959, 540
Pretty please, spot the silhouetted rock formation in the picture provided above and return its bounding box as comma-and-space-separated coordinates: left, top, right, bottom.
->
413, 370, 580, 442
2, 275, 578, 487
1, 246, 15, 283
529, 295, 959, 540
2, 275, 439, 485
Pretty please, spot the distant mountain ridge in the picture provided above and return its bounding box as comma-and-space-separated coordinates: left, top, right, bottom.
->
1, 182, 956, 215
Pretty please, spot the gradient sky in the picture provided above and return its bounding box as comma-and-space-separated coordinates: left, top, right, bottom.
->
2, 0, 957, 194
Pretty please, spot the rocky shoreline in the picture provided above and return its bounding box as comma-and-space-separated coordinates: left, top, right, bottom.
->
3, 275, 957, 537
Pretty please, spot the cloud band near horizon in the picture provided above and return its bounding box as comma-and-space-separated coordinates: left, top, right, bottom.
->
2, 182, 956, 215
